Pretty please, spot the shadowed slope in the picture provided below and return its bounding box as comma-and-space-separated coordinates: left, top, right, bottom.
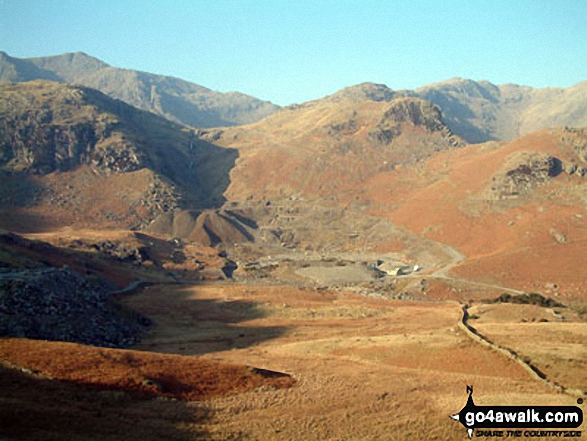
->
0, 81, 237, 232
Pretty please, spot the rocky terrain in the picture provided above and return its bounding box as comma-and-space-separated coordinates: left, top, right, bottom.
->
0, 81, 240, 232
314, 79, 587, 143
0, 55, 586, 439
0, 266, 150, 347
211, 93, 466, 205
0, 51, 280, 128
3, 51, 587, 144
484, 152, 565, 200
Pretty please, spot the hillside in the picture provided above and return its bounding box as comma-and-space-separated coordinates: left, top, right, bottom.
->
190, 82, 587, 301
362, 127, 587, 298
3, 52, 586, 143
211, 94, 464, 203
0, 81, 238, 232
1, 61, 587, 440
0, 51, 280, 128
2, 79, 587, 286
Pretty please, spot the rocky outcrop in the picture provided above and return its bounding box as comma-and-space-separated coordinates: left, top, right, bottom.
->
485, 152, 564, 200
0, 267, 150, 347
368, 98, 463, 147
0, 84, 146, 174
563, 127, 587, 166
486, 292, 565, 308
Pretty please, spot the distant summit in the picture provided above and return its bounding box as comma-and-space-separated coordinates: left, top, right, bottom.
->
1, 51, 586, 141
322, 78, 587, 143
414, 78, 587, 143
27, 52, 110, 81
0, 51, 280, 128
326, 82, 396, 102
0, 51, 60, 82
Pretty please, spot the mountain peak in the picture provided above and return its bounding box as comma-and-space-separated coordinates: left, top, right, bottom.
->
27, 52, 110, 81
0, 51, 279, 128
328, 82, 395, 102
416, 77, 497, 93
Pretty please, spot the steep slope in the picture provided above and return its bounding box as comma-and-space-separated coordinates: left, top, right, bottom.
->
362, 127, 587, 297
0, 51, 61, 82
209, 94, 465, 203
415, 78, 587, 143
26, 51, 110, 81
0, 81, 237, 232
0, 51, 280, 128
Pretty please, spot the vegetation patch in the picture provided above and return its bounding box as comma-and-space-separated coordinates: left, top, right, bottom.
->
485, 292, 565, 308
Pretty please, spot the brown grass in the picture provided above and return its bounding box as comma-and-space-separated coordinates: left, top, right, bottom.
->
0, 338, 294, 401
116, 283, 585, 440
0, 363, 208, 441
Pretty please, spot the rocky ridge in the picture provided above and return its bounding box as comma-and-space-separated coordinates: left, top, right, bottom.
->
0, 51, 280, 128
367, 98, 463, 148
324, 79, 587, 144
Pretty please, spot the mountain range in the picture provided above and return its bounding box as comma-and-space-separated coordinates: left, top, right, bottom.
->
0, 51, 279, 128
2, 50, 587, 441
1, 51, 587, 143
323, 79, 587, 143
1, 51, 586, 270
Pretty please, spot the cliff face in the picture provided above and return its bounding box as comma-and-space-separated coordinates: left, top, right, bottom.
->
368, 98, 463, 148
0, 82, 144, 174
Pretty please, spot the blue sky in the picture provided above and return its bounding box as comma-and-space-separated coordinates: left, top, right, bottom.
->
1, 0, 586, 105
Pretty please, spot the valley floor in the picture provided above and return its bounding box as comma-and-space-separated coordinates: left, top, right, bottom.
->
1, 229, 586, 440
120, 282, 586, 440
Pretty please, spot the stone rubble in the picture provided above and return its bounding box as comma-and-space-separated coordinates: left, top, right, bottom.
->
0, 267, 150, 348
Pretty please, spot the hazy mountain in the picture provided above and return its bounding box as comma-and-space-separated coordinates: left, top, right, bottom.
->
0, 51, 280, 128
415, 78, 587, 143
0, 51, 60, 82
27, 52, 110, 81
3, 51, 584, 141
323, 79, 587, 143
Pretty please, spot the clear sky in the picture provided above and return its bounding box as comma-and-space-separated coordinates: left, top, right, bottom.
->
1, 0, 586, 105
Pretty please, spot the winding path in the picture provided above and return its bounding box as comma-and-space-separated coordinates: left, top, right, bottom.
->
401, 240, 525, 295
